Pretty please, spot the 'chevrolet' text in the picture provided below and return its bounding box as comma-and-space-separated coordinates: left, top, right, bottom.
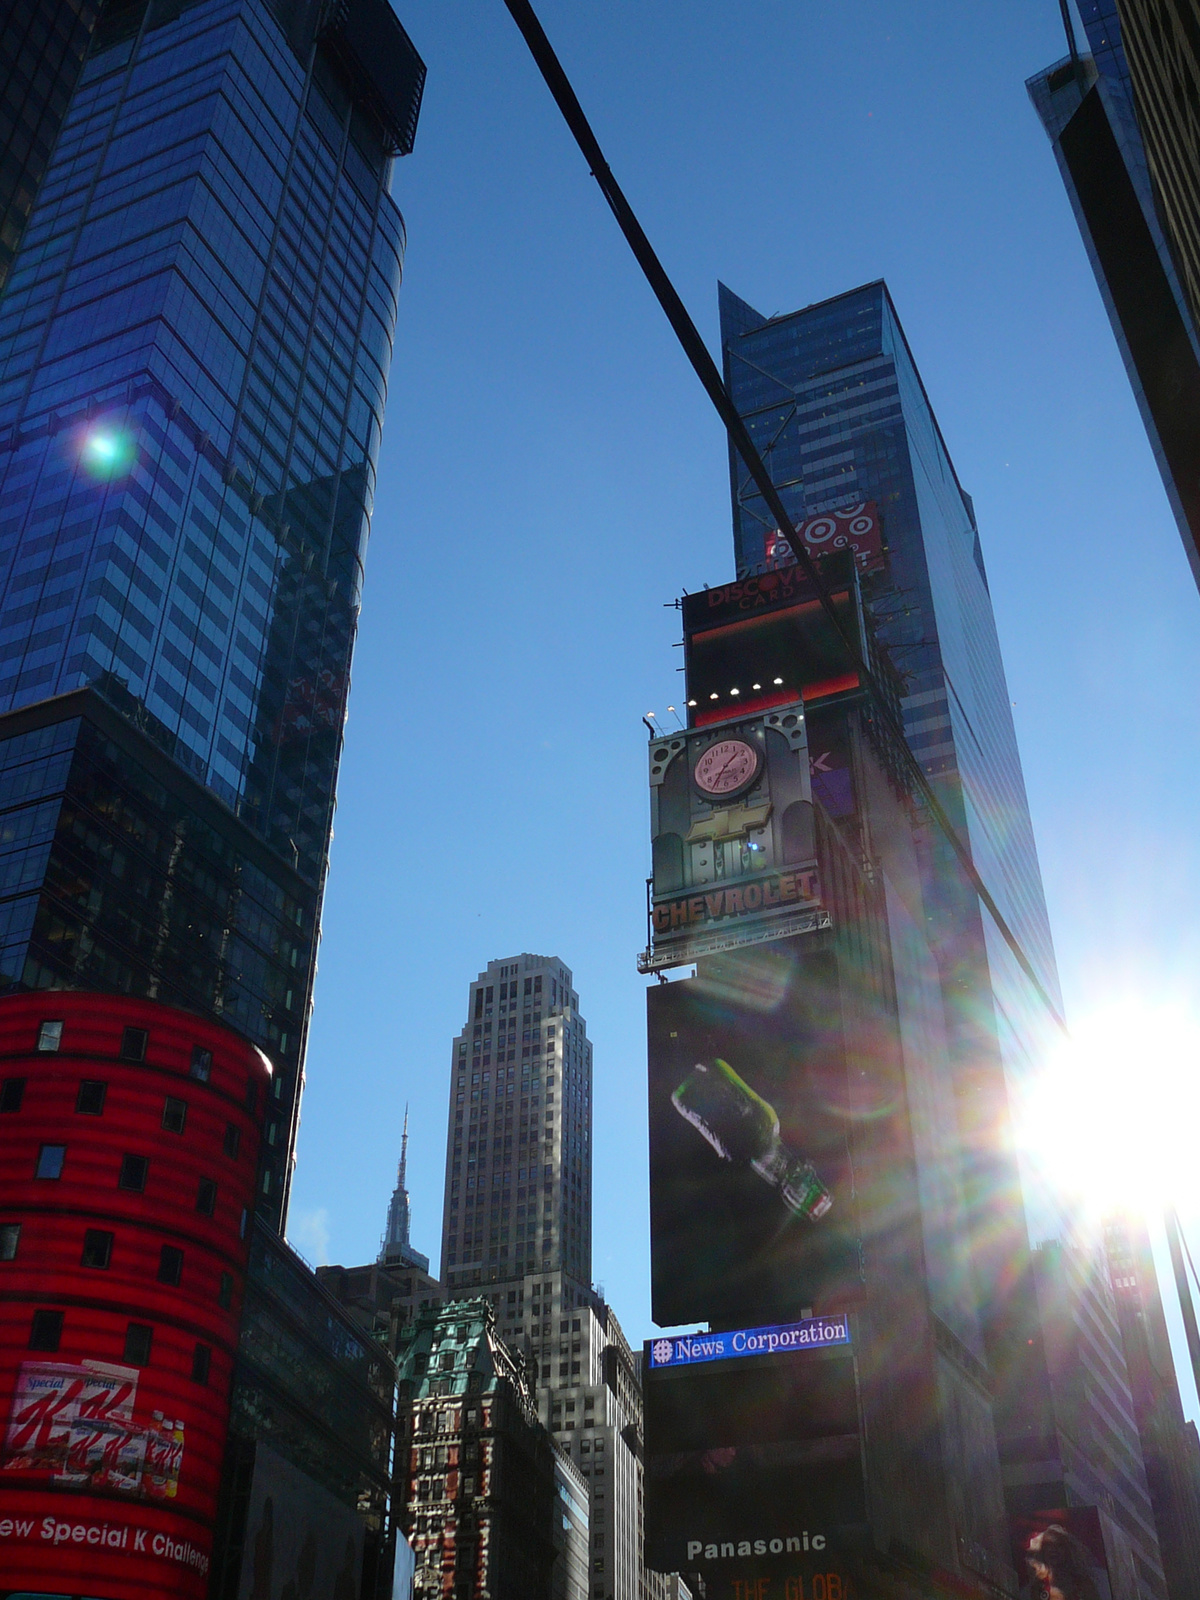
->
653, 870, 820, 934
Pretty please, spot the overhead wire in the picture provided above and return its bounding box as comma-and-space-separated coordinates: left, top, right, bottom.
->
499, 0, 1067, 1034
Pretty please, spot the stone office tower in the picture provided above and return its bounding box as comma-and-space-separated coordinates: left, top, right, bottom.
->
0, 0, 423, 1224
440, 954, 658, 1600
441, 955, 591, 1297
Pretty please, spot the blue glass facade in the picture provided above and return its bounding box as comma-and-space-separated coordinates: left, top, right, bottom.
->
0, 0, 102, 292
0, 0, 421, 1221
0, 0, 407, 875
1028, 7, 1200, 589
720, 281, 1059, 1073
720, 284, 1166, 1585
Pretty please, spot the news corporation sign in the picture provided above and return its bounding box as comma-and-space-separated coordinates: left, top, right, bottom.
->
648, 1314, 850, 1369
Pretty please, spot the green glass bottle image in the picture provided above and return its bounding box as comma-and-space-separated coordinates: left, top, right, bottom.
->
670, 1058, 833, 1221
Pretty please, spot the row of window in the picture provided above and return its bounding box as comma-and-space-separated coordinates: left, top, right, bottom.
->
412, 1472, 481, 1506
470, 1015, 552, 1040
33, 1018, 183, 1068
29, 1141, 232, 1216
412, 1402, 483, 1433
416, 1442, 467, 1468
27, 1306, 211, 1380
0, 1220, 235, 1303
19, 1017, 255, 1102
552, 1398, 595, 1417
473, 975, 545, 1018
2, 1074, 244, 1153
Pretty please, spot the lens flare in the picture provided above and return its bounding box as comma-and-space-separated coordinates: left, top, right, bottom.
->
81, 427, 133, 476
1018, 999, 1200, 1223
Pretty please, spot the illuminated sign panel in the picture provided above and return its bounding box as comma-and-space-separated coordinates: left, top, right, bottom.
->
680, 548, 860, 633
644, 712, 826, 972
1011, 1508, 1115, 1600
647, 952, 864, 1328
0, 991, 270, 1600
648, 1315, 849, 1370
764, 500, 885, 573
644, 1344, 864, 1585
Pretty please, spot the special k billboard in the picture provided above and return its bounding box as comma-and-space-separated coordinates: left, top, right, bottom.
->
3, 1361, 182, 1499
0, 990, 268, 1600
0, 1358, 212, 1599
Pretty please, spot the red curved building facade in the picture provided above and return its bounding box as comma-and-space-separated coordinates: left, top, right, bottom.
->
0, 990, 271, 1600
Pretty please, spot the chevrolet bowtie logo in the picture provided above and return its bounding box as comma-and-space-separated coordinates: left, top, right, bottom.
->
686, 802, 772, 843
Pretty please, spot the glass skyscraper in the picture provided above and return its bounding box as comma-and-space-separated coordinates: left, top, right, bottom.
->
0, 0, 423, 1222
719, 280, 1059, 1053
718, 282, 1166, 1591
719, 284, 1061, 1244
1028, 3, 1200, 591
0, 0, 103, 292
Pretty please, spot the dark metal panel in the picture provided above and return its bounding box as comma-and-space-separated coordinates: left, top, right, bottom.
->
319, 0, 425, 156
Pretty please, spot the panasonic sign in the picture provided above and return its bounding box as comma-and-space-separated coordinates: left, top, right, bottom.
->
685, 1533, 826, 1562
648, 1314, 849, 1369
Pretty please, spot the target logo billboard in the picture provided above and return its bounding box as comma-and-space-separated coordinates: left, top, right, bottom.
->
765, 502, 883, 573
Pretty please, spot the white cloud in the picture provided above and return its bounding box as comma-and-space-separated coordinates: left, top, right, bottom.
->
287, 1206, 331, 1267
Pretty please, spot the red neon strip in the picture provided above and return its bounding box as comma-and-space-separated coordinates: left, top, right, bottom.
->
801, 672, 860, 701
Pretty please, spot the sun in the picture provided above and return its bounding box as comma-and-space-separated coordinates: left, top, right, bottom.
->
1018, 998, 1200, 1225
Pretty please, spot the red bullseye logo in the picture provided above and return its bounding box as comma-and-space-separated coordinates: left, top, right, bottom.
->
764, 501, 883, 573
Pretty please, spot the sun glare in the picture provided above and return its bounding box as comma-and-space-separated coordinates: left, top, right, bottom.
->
80, 427, 133, 477
1019, 1000, 1200, 1223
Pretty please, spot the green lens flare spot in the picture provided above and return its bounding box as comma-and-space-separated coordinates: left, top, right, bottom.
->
82, 428, 134, 476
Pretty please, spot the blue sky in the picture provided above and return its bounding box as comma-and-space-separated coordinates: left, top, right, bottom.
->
287, 1, 1200, 1414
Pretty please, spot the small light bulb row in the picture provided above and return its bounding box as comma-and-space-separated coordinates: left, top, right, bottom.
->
685, 677, 785, 708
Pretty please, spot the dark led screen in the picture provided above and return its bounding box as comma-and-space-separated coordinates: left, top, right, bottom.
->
644, 1352, 864, 1580
648, 947, 862, 1327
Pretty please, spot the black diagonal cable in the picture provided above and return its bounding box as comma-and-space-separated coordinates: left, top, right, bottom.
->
1059, 0, 1084, 81
500, 0, 1066, 1034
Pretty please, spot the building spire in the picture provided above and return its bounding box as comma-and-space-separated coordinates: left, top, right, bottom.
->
399, 1103, 408, 1191
380, 1104, 429, 1273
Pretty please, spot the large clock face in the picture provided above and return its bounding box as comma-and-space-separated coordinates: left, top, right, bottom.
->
694, 738, 760, 798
